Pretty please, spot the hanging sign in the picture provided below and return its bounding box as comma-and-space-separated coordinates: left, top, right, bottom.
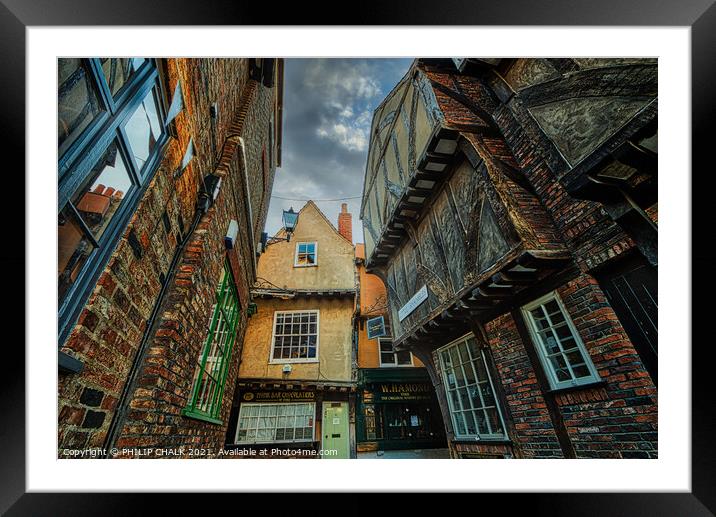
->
398, 285, 428, 321
366, 316, 386, 339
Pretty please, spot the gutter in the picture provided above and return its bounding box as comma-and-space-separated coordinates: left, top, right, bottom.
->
237, 137, 258, 283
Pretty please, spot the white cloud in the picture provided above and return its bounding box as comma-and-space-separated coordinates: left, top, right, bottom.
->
304, 60, 382, 102
316, 122, 368, 152
303, 60, 384, 152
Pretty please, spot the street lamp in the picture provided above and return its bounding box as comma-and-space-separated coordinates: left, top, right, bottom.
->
281, 207, 299, 242
259, 207, 300, 253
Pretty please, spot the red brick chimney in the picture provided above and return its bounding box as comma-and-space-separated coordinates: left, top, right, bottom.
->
337, 203, 352, 243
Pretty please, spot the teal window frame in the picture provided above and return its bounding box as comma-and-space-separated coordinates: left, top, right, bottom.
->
183, 261, 241, 424
58, 57, 170, 346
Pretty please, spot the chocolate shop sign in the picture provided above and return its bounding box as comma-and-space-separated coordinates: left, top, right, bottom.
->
242, 390, 315, 403
366, 382, 433, 402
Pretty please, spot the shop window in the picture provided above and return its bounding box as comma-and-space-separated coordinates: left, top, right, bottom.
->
270, 310, 319, 362
183, 262, 241, 423
363, 404, 383, 440
378, 339, 413, 367
438, 334, 507, 440
58, 57, 167, 345
521, 292, 601, 390
294, 241, 317, 267
235, 403, 315, 443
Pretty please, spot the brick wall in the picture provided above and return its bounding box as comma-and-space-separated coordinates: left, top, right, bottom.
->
554, 275, 657, 458
481, 274, 657, 459
492, 102, 636, 273
58, 58, 280, 455
485, 314, 564, 458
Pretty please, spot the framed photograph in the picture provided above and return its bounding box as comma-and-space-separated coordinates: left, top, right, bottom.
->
5, 0, 712, 513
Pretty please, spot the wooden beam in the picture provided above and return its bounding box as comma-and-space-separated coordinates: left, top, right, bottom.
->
406, 187, 434, 197
491, 270, 537, 286
475, 286, 513, 299
518, 250, 571, 269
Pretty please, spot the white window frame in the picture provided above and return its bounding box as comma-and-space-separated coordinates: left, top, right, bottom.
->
521, 291, 601, 390
437, 333, 508, 441
294, 241, 318, 267
234, 402, 316, 444
378, 338, 414, 367
269, 309, 320, 364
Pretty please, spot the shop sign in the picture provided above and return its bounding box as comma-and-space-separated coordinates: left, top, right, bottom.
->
367, 316, 386, 339
366, 382, 433, 402
242, 390, 315, 403
398, 285, 428, 321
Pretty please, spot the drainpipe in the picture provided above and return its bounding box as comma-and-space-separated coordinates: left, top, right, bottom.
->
237, 137, 258, 282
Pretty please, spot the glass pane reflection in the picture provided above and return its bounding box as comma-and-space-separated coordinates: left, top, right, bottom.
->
100, 58, 146, 96
124, 87, 163, 171
73, 141, 133, 240
58, 58, 104, 153
58, 206, 95, 302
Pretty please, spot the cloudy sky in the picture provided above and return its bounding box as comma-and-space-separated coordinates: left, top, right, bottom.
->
264, 58, 414, 244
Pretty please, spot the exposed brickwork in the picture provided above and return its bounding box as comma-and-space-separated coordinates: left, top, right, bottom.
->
337, 203, 353, 243
485, 314, 564, 458
554, 276, 657, 458
493, 92, 638, 274
58, 58, 281, 456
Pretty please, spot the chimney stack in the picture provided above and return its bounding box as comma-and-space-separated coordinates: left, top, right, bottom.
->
337, 203, 352, 243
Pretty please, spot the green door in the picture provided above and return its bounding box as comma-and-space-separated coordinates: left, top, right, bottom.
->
322, 402, 350, 459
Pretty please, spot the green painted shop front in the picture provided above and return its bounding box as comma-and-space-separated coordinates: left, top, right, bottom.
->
357, 368, 446, 452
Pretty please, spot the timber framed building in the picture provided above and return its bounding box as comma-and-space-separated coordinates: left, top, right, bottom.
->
360, 58, 657, 459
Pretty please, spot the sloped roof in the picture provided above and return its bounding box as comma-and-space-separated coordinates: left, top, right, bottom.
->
273, 200, 354, 246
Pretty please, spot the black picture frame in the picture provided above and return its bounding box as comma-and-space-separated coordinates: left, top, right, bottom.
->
4, 0, 712, 513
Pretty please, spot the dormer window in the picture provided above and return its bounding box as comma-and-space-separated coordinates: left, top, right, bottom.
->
294, 241, 317, 267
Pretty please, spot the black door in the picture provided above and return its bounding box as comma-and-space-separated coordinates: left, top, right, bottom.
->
596, 253, 658, 385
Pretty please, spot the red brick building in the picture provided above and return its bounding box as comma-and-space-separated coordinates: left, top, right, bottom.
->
360, 58, 657, 459
57, 58, 283, 456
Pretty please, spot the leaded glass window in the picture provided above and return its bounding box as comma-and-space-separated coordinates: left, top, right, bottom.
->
438, 334, 506, 440
271, 311, 319, 362
235, 403, 315, 443
522, 292, 600, 390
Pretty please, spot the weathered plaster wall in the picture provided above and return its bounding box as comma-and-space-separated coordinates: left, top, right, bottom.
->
239, 297, 354, 382
258, 201, 354, 290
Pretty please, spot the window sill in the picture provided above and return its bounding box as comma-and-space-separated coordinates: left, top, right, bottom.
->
269, 359, 320, 365
293, 264, 318, 268
546, 379, 607, 395
181, 408, 223, 425
451, 438, 512, 445
228, 440, 317, 448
